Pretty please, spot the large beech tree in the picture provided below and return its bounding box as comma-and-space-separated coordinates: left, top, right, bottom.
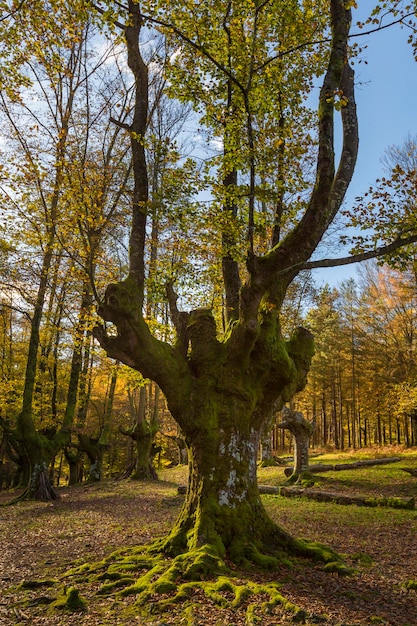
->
88, 0, 417, 613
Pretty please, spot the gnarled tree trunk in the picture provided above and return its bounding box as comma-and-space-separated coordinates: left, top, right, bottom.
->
279, 407, 314, 483
165, 413, 296, 564
92, 0, 359, 602
96, 292, 315, 567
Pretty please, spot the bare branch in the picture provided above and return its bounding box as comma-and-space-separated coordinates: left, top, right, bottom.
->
302, 234, 417, 271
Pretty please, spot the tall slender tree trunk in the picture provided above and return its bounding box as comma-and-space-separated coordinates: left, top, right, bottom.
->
63, 287, 93, 485
16, 243, 62, 500
83, 363, 118, 482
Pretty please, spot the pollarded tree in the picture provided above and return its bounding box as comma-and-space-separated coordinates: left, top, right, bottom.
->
90, 0, 417, 612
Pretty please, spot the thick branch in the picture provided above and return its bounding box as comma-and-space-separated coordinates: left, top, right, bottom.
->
240, 0, 355, 321
249, 325, 314, 431
222, 167, 241, 323
125, 0, 149, 303
273, 0, 355, 268
303, 233, 417, 271
94, 277, 191, 420
221, 62, 241, 323
166, 281, 189, 356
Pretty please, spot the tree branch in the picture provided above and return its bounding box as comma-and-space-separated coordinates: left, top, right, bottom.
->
166, 281, 189, 356
255, 11, 417, 73
302, 233, 417, 271
240, 0, 355, 316
125, 0, 149, 303
139, 11, 247, 96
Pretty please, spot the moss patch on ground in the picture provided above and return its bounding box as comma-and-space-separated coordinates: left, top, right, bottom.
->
1, 449, 417, 624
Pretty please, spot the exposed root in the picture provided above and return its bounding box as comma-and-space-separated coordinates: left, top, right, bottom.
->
1, 486, 29, 506
31, 465, 60, 501
283, 470, 316, 487
66, 547, 305, 621
60, 535, 353, 622
50, 586, 87, 612
2, 463, 60, 504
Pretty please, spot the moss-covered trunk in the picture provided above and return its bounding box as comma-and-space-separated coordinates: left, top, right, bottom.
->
20, 436, 60, 500
127, 385, 158, 480
77, 434, 104, 482
65, 447, 84, 485
279, 408, 313, 482
131, 420, 157, 480
159, 394, 296, 568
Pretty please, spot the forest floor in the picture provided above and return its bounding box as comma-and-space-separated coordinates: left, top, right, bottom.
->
1, 447, 417, 626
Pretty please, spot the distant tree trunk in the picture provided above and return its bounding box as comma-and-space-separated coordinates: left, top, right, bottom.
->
321, 392, 327, 446
177, 437, 188, 465
331, 374, 339, 449
388, 409, 393, 445
120, 383, 158, 480
397, 419, 401, 445
77, 434, 102, 481
16, 243, 62, 501
131, 385, 155, 479
376, 395, 382, 445
404, 415, 410, 447
259, 418, 277, 467
65, 447, 84, 485
411, 411, 417, 446
279, 407, 314, 482
88, 363, 119, 481
260, 429, 274, 466
62, 287, 94, 485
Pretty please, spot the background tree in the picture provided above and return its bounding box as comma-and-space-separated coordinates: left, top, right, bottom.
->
0, 4, 133, 498
0, 5, 94, 499
298, 261, 417, 450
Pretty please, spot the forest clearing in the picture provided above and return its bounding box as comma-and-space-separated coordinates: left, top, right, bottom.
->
2, 2, 417, 625
1, 448, 417, 626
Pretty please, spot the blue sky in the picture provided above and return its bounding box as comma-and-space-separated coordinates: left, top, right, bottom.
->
315, 4, 417, 287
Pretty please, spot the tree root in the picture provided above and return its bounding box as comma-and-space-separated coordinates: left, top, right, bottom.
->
60, 536, 353, 622
65, 548, 305, 621
1, 486, 29, 506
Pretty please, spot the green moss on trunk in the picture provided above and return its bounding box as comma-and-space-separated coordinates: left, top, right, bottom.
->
88, 282, 335, 620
